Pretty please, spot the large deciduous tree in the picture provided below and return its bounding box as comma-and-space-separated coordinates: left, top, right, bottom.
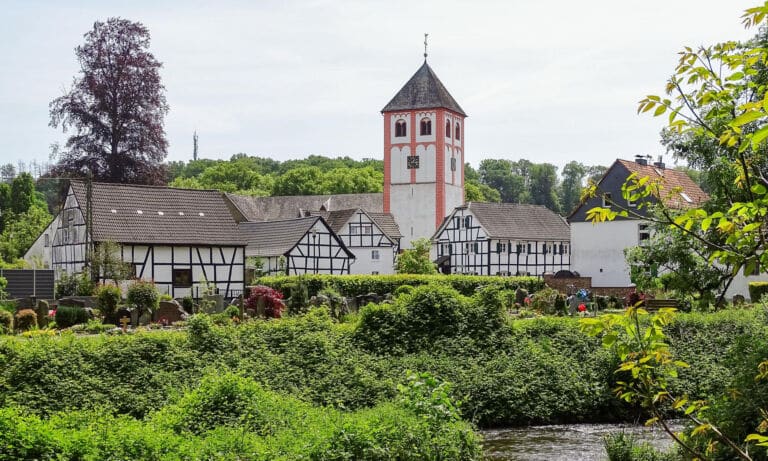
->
49, 17, 169, 184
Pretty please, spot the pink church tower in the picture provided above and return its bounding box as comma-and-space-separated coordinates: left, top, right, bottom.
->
382, 58, 466, 247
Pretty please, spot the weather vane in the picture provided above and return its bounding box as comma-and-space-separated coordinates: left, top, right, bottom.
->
424, 33, 429, 60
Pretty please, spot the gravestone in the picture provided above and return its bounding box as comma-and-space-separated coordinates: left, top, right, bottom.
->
155, 301, 187, 324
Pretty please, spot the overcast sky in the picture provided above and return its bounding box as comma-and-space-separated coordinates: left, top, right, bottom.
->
0, 0, 758, 173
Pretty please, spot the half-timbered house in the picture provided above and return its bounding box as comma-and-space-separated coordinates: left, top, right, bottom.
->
309, 208, 402, 274
239, 216, 355, 275
432, 202, 571, 276
27, 181, 246, 298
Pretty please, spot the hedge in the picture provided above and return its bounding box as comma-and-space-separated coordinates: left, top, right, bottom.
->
748, 281, 768, 302
253, 274, 544, 298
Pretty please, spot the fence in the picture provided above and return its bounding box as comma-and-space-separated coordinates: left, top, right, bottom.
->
0, 269, 55, 299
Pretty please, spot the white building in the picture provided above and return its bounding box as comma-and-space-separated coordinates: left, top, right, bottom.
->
432, 202, 571, 276
24, 181, 246, 298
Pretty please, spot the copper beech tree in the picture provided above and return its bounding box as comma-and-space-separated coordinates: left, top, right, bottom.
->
49, 18, 169, 184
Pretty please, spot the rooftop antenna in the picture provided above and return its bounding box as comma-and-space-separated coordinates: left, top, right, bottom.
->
193, 131, 199, 161
423, 33, 429, 60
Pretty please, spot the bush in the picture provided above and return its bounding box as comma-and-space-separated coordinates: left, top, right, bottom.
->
95, 284, 121, 320
0, 309, 12, 333
244, 285, 284, 318
14, 309, 37, 332
181, 296, 194, 313
224, 305, 240, 319
55, 272, 79, 299
55, 305, 90, 328
603, 432, 675, 461
749, 282, 768, 303
530, 287, 559, 314
254, 274, 544, 298
126, 280, 159, 317
393, 284, 415, 297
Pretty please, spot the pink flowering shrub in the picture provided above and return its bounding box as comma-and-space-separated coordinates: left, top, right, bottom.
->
245, 285, 285, 319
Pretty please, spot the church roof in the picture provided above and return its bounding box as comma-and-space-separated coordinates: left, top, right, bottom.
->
224, 193, 383, 222
382, 61, 466, 116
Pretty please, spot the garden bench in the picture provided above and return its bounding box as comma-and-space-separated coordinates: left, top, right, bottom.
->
642, 299, 679, 312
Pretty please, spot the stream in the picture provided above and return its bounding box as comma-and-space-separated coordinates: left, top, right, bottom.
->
482, 422, 683, 460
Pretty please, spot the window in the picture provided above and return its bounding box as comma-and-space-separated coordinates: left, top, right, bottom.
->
445, 120, 451, 137
371, 250, 380, 260
173, 268, 192, 287
44, 234, 49, 247
527, 243, 532, 253
451, 157, 457, 171
465, 242, 474, 254
602, 193, 612, 207
420, 118, 432, 136
496, 242, 507, 253
395, 119, 407, 137
638, 223, 651, 245
350, 224, 373, 235
464, 216, 472, 228
455, 123, 461, 140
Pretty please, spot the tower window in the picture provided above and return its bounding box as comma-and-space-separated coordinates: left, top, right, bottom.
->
455, 123, 461, 140
420, 118, 432, 136
395, 119, 406, 137
445, 120, 451, 137
451, 157, 457, 171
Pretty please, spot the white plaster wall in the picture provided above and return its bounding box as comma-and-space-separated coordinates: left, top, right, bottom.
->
349, 246, 395, 274
24, 216, 59, 268
726, 272, 768, 300
391, 183, 436, 248
415, 144, 435, 182
445, 184, 464, 212
571, 220, 640, 287
390, 146, 410, 184
444, 146, 452, 183
389, 113, 410, 144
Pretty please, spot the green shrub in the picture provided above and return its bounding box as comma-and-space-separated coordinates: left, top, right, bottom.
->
181, 296, 194, 313
127, 280, 159, 317
77, 272, 95, 296
603, 432, 675, 461
283, 279, 309, 315
55, 305, 90, 328
0, 309, 12, 333
749, 282, 768, 302
254, 274, 544, 298
224, 305, 240, 318
95, 284, 121, 320
0, 275, 7, 299
14, 309, 37, 332
55, 272, 79, 299
84, 319, 115, 334
531, 286, 559, 314
355, 302, 407, 352
393, 284, 415, 297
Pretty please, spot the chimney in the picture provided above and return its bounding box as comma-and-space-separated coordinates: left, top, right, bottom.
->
653, 155, 665, 169
634, 154, 648, 166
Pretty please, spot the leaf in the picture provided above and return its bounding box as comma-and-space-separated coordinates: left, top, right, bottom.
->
731, 110, 763, 127
752, 125, 768, 150
751, 183, 768, 195
654, 104, 667, 116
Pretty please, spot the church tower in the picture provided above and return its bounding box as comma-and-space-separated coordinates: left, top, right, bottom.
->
382, 60, 466, 247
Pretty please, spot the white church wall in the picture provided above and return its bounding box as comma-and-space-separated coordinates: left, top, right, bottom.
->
391, 183, 436, 248
390, 146, 410, 183
415, 144, 435, 182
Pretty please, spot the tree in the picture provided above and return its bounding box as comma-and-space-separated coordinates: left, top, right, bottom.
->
584, 4, 768, 458
559, 161, 587, 215
528, 163, 560, 212
478, 159, 527, 203
10, 173, 35, 215
396, 238, 437, 274
49, 17, 169, 184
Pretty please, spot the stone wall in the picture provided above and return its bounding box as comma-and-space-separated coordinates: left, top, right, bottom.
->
543, 274, 592, 294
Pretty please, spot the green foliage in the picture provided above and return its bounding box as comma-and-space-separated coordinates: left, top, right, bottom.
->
90, 241, 132, 284
83, 319, 115, 334
254, 273, 544, 298
14, 309, 37, 332
0, 310, 12, 334
397, 371, 461, 426
749, 282, 768, 302
224, 305, 240, 318
603, 432, 675, 461
530, 286, 560, 314
9, 173, 35, 215
0, 201, 52, 262
95, 284, 122, 319
396, 238, 438, 274
55, 305, 90, 328
127, 280, 159, 316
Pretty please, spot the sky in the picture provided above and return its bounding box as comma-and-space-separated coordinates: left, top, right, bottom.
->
0, 0, 759, 174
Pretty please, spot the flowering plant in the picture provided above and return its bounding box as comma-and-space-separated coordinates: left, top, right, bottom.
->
245, 285, 285, 318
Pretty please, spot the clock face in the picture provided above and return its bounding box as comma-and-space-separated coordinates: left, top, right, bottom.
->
407, 155, 420, 169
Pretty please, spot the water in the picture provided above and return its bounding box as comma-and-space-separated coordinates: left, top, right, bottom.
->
482, 422, 683, 460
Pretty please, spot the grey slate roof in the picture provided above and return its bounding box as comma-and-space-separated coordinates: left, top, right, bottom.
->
441, 202, 570, 241
367, 212, 403, 240
382, 61, 466, 116
238, 216, 354, 258
225, 193, 383, 222
70, 181, 243, 246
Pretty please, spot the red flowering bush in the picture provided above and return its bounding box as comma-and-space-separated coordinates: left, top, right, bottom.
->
245, 285, 285, 319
